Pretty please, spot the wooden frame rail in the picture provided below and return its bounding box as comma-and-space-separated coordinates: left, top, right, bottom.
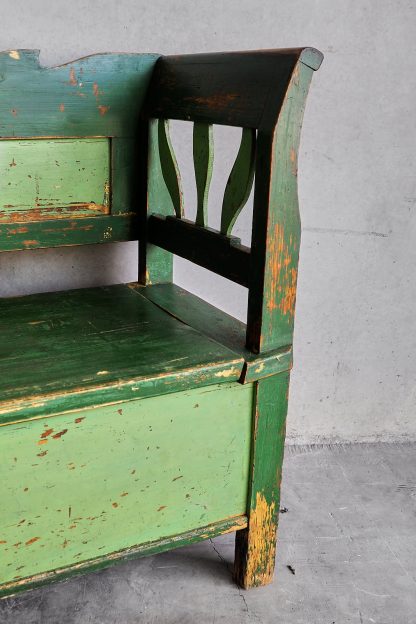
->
148, 214, 250, 287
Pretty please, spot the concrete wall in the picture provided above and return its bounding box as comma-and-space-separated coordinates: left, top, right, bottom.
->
1, 0, 414, 443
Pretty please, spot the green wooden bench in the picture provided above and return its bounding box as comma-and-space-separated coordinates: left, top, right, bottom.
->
0, 47, 322, 597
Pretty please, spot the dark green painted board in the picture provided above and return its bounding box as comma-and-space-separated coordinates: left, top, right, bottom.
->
0, 382, 253, 590
0, 214, 136, 252
0, 50, 158, 138
138, 118, 175, 286
0, 138, 110, 222
0, 283, 244, 424
139, 283, 292, 381
247, 60, 317, 353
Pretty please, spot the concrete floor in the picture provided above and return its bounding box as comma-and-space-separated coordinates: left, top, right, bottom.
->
1, 443, 415, 623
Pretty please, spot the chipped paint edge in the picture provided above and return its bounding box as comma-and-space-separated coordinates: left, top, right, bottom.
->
0, 515, 247, 598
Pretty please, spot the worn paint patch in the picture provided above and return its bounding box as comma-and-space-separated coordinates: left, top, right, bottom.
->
69, 68, 77, 86
188, 93, 238, 108
266, 223, 297, 319
9, 51, 20, 60
214, 367, 239, 378
289, 147, 297, 176
244, 492, 276, 587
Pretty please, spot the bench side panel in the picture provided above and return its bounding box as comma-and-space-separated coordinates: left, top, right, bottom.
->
0, 382, 253, 595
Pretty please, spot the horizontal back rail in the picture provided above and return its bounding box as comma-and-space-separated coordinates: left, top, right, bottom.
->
148, 214, 250, 287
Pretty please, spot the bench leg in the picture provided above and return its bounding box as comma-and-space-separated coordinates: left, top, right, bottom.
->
234, 372, 289, 588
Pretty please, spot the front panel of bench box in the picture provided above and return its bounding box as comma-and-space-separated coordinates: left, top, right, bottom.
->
0, 50, 158, 251
0, 382, 253, 592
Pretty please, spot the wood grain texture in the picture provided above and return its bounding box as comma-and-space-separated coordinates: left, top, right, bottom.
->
0, 50, 158, 138
0, 382, 253, 592
1, 516, 248, 598
0, 138, 110, 222
157, 119, 183, 218
193, 122, 214, 227
0, 284, 244, 425
145, 48, 322, 129
139, 282, 292, 382
221, 127, 256, 235
246, 60, 317, 353
139, 118, 174, 286
0, 49, 158, 251
234, 373, 289, 588
147, 214, 250, 286
0, 214, 136, 252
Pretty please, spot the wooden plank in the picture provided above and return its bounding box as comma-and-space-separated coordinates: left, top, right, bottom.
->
138, 118, 174, 285
140, 282, 248, 354
145, 48, 323, 129
0, 138, 110, 222
147, 214, 251, 286
0, 50, 158, 138
111, 137, 139, 217
221, 127, 256, 235
0, 382, 253, 591
234, 373, 289, 588
1, 515, 248, 598
246, 60, 317, 353
0, 284, 244, 424
240, 348, 292, 384
193, 122, 214, 227
139, 283, 292, 382
0, 213, 137, 251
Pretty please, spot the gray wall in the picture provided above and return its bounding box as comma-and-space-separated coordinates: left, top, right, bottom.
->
1, 0, 414, 443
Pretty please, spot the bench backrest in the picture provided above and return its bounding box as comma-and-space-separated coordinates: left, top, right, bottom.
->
0, 49, 158, 251
0, 47, 323, 356
141, 48, 323, 353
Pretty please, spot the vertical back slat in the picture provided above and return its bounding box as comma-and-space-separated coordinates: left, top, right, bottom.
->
220, 127, 256, 235
157, 119, 183, 218
193, 122, 214, 227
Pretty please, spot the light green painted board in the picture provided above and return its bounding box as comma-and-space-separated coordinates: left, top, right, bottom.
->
0, 138, 110, 222
0, 382, 253, 586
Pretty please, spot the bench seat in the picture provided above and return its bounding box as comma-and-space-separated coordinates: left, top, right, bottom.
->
0, 283, 246, 424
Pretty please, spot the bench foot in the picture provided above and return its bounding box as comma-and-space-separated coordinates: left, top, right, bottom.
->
234, 500, 278, 588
